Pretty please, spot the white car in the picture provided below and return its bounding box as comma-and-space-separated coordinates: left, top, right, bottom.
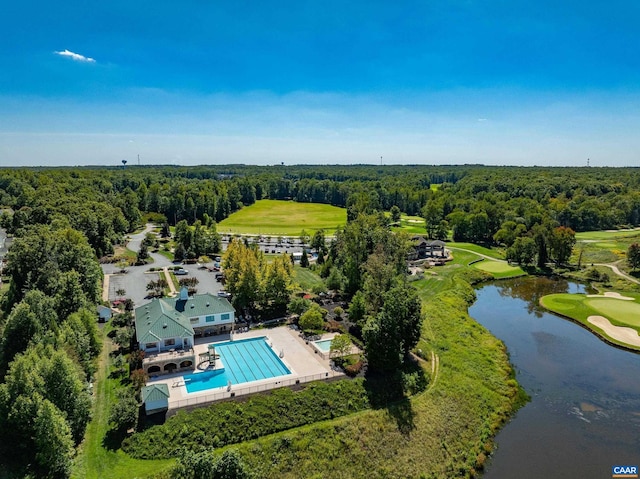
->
175, 268, 189, 275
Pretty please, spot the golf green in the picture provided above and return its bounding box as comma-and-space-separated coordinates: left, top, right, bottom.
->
585, 298, 640, 328
541, 292, 640, 350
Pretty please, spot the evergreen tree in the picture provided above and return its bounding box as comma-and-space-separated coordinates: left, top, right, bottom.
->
300, 249, 309, 267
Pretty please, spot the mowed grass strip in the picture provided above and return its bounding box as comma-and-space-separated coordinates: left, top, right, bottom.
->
73, 330, 172, 479
473, 260, 525, 279
218, 200, 346, 235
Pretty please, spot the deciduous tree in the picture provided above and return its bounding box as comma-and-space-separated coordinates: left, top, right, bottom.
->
628, 243, 640, 271
548, 226, 576, 265
329, 334, 352, 358
34, 398, 75, 479
364, 285, 423, 371
299, 304, 324, 332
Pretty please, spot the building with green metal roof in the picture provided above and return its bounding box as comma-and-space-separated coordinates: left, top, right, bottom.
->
135, 287, 235, 375
135, 287, 235, 352
141, 383, 170, 414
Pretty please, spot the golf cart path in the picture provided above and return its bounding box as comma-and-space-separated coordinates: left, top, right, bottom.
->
594, 262, 640, 285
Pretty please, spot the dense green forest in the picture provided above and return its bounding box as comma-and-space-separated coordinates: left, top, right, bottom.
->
1, 164, 640, 477
2, 165, 639, 241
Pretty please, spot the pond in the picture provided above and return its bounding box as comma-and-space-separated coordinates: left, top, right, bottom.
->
469, 277, 640, 479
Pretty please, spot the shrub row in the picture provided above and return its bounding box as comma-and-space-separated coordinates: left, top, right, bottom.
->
123, 379, 371, 459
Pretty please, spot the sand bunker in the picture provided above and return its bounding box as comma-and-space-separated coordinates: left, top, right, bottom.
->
586, 292, 634, 300
587, 315, 640, 347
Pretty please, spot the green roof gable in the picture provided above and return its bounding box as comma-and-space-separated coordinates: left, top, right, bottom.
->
169, 293, 234, 318
135, 298, 194, 344
141, 383, 170, 403
135, 293, 235, 345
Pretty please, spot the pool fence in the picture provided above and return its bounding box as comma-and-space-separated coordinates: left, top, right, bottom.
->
168, 370, 339, 411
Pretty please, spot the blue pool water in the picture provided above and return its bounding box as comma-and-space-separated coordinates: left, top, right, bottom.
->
185, 337, 291, 393
313, 338, 333, 352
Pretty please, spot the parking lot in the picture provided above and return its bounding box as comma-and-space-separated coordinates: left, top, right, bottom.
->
103, 226, 225, 308
220, 235, 310, 256
103, 227, 323, 309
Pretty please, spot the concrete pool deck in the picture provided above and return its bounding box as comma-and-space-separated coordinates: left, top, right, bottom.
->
146, 325, 343, 410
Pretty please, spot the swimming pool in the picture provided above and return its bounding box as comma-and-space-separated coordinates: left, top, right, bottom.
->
184, 337, 291, 393
313, 338, 333, 352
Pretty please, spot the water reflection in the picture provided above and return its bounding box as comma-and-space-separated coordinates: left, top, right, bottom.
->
495, 276, 595, 317
470, 277, 640, 479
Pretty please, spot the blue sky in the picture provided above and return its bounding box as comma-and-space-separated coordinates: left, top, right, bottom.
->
1, 1, 639, 166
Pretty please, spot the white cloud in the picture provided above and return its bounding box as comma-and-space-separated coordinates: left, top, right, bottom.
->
54, 49, 95, 63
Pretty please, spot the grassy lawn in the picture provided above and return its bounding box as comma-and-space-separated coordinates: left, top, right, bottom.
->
166, 270, 179, 292
449, 242, 506, 260
218, 200, 346, 236
293, 265, 325, 292
540, 292, 640, 351
573, 239, 629, 265
72, 328, 172, 479
114, 245, 137, 261
473, 260, 525, 279
155, 248, 174, 261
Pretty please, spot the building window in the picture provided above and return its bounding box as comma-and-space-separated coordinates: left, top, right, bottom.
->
221, 313, 230, 321
190, 317, 199, 324
165, 338, 175, 346
206, 315, 215, 323
145, 342, 157, 349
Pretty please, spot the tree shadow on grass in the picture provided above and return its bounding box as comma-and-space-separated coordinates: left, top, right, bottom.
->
363, 366, 424, 436
103, 427, 128, 451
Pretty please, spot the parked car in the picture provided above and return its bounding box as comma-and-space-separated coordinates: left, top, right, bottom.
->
175, 268, 189, 275
217, 290, 231, 298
